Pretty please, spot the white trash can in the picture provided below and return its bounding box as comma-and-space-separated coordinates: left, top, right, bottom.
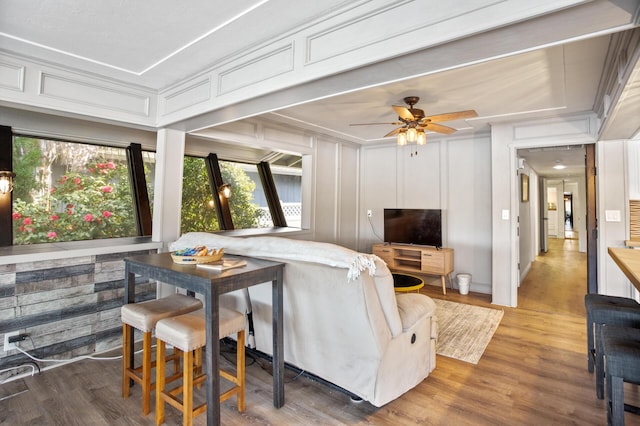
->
457, 273, 471, 295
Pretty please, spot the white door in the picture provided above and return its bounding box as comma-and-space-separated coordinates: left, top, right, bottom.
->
540, 178, 548, 253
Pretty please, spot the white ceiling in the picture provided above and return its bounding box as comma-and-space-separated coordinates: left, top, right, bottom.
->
0, 0, 349, 89
1, 0, 639, 177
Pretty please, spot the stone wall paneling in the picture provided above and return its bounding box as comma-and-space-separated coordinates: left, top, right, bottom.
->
0, 248, 157, 382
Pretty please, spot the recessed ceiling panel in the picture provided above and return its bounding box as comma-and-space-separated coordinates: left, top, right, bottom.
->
0, 1, 260, 73
271, 45, 579, 141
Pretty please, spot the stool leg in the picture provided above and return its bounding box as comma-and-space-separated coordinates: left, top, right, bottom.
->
611, 375, 624, 426
596, 323, 605, 399
141, 331, 153, 415
184, 349, 194, 426
194, 347, 203, 389
238, 330, 245, 412
173, 347, 182, 373
122, 324, 131, 398
587, 310, 595, 373
155, 339, 166, 426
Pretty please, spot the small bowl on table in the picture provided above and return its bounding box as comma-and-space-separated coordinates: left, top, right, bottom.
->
170, 248, 224, 264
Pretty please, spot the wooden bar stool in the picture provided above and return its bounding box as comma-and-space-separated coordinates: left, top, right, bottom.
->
602, 325, 640, 425
584, 295, 640, 399
121, 294, 203, 415
155, 307, 246, 426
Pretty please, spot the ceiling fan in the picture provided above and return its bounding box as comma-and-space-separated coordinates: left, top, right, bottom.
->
351, 96, 478, 145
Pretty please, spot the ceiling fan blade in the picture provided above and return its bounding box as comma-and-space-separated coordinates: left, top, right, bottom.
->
392, 105, 415, 121
425, 110, 478, 123
384, 128, 403, 137
423, 122, 457, 134
349, 122, 402, 126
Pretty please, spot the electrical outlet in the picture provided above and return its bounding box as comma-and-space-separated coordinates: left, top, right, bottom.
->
367, 210, 372, 218
4, 331, 20, 351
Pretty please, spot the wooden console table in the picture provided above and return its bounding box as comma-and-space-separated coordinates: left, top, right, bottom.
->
124, 252, 285, 426
372, 243, 454, 294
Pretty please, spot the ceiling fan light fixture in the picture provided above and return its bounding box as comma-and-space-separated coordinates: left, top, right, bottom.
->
407, 127, 417, 143
397, 131, 407, 146
350, 96, 476, 156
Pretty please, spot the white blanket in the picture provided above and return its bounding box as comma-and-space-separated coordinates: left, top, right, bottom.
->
169, 232, 377, 281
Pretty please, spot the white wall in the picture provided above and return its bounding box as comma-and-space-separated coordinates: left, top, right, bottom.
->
598, 139, 634, 297
626, 139, 640, 300
311, 135, 360, 249
359, 133, 492, 294
447, 135, 492, 293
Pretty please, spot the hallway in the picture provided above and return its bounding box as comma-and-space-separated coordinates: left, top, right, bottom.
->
518, 237, 587, 317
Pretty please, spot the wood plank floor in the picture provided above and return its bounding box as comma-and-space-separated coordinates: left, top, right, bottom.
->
0, 238, 631, 425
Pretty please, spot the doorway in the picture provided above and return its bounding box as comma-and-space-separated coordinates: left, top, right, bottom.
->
516, 143, 594, 313
564, 193, 576, 239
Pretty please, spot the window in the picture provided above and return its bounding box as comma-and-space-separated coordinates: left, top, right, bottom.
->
11, 136, 154, 244
244, 164, 302, 227
181, 156, 218, 233
180, 155, 302, 233
224, 162, 272, 229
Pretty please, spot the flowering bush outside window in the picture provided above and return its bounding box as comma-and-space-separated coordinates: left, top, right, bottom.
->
12, 137, 142, 244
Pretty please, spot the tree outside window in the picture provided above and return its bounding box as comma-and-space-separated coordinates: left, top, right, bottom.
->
181, 157, 266, 233
12, 137, 140, 244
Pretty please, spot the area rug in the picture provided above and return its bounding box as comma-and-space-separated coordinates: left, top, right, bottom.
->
433, 299, 504, 364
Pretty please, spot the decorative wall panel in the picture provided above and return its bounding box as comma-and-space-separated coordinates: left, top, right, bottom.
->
0, 62, 24, 91
218, 44, 294, 95
162, 77, 211, 115
263, 123, 311, 148
40, 73, 151, 117
513, 116, 593, 141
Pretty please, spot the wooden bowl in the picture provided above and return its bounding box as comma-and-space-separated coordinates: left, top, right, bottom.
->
170, 248, 224, 264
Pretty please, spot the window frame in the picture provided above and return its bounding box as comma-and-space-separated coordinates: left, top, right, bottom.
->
181, 153, 297, 232
0, 128, 154, 246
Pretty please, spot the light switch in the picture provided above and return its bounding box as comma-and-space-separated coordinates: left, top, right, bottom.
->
502, 209, 510, 220
605, 210, 621, 222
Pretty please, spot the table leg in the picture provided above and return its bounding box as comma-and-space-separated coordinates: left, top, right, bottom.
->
124, 267, 136, 387
272, 269, 285, 407
204, 289, 221, 426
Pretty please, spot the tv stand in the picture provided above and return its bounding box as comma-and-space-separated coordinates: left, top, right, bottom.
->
372, 243, 454, 294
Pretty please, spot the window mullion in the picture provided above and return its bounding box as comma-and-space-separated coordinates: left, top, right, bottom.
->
205, 153, 234, 230
0, 126, 12, 246
257, 161, 287, 227
126, 143, 152, 236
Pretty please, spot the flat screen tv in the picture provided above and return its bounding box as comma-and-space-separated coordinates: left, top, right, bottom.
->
383, 208, 442, 248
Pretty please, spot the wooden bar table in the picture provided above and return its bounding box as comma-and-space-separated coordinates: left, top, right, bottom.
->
608, 247, 640, 291
124, 252, 285, 426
